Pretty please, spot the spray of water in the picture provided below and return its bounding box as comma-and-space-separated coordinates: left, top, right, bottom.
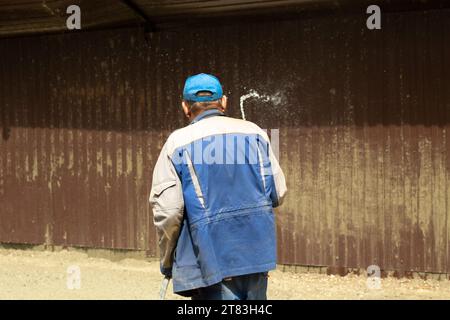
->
239, 90, 282, 120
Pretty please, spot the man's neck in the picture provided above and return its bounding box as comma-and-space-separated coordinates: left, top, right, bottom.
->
190, 108, 224, 124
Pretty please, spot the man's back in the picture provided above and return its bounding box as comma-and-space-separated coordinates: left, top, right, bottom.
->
150, 110, 287, 296
150, 73, 287, 299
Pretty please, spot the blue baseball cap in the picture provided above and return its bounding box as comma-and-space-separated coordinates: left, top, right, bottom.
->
183, 73, 223, 102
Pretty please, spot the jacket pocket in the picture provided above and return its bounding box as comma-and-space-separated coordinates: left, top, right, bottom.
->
150, 180, 183, 212
153, 180, 177, 197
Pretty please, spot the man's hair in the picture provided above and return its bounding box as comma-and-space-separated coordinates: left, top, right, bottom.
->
184, 91, 223, 114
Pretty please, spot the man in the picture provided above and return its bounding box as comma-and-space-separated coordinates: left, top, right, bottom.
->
149, 73, 287, 300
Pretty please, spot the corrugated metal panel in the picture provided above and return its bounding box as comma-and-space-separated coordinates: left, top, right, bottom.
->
0, 29, 162, 253
1, 8, 450, 272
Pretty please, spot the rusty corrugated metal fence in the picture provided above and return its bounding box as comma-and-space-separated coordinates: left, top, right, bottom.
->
1, 9, 450, 273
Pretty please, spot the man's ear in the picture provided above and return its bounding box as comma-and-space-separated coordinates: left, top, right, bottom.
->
182, 101, 190, 119
220, 95, 228, 112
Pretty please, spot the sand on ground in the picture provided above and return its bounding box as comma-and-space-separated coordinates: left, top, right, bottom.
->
1, 248, 450, 300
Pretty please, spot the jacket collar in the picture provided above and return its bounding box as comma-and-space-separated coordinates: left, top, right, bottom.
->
190, 109, 225, 124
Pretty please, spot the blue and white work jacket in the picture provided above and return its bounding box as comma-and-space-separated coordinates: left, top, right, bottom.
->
149, 109, 287, 295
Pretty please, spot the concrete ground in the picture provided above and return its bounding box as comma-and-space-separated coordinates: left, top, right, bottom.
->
1, 248, 450, 300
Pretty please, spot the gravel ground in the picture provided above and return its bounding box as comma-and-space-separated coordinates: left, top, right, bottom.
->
1, 248, 450, 300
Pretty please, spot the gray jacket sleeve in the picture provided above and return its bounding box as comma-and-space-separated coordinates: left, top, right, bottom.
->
268, 143, 287, 207
259, 129, 287, 208
149, 141, 184, 277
